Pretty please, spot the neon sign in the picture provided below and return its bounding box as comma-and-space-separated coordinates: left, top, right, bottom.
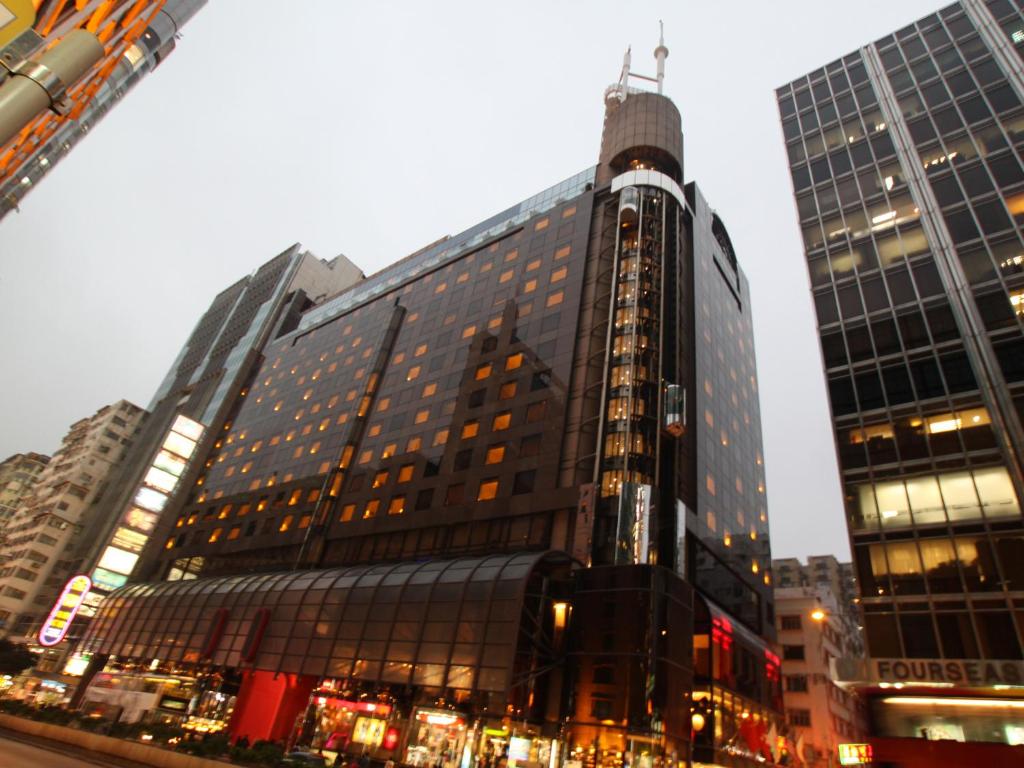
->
38, 574, 91, 647
838, 743, 873, 765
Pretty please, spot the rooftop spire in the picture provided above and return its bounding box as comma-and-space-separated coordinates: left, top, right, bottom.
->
654, 20, 669, 95
604, 24, 669, 105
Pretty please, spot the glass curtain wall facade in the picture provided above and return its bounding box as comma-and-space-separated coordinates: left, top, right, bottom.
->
72, 50, 781, 768
779, 0, 1024, 757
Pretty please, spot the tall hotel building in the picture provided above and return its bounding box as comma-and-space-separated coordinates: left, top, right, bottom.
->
778, 1, 1024, 764
69, 44, 782, 768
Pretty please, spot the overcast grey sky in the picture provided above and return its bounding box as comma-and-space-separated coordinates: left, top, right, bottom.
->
0, 1, 947, 561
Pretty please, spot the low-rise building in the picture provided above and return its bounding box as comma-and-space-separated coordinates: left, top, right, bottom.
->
774, 559, 868, 766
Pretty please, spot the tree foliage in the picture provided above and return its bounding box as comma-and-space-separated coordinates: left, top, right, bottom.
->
0, 638, 36, 675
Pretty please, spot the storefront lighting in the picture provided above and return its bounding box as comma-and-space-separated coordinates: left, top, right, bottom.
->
881, 696, 1024, 708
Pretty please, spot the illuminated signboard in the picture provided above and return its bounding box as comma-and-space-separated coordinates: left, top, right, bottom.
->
353, 716, 387, 746
838, 743, 873, 765
91, 414, 204, 588
38, 575, 91, 647
91, 567, 128, 592
509, 737, 532, 762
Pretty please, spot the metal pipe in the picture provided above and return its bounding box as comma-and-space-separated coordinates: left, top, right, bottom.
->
0, 29, 103, 147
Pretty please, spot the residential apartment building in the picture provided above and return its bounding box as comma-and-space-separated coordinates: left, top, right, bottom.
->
0, 452, 49, 532
0, 401, 144, 638
778, 1, 1024, 764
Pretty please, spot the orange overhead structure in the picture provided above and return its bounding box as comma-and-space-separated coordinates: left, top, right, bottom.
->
0, 0, 168, 200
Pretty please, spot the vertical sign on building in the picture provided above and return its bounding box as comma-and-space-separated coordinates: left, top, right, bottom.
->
43, 415, 205, 647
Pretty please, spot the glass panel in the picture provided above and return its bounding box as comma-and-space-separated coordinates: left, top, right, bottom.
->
956, 537, 1000, 591
887, 542, 926, 594
973, 466, 1020, 518
906, 475, 946, 524
919, 538, 960, 593
876, 480, 912, 528
939, 472, 982, 521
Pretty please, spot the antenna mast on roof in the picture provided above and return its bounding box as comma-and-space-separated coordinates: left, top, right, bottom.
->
605, 24, 669, 105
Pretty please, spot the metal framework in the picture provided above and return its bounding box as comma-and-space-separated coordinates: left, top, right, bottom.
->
80, 550, 572, 696
0, 1, 168, 204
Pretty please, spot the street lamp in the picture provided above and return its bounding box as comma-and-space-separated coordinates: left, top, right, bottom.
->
810, 607, 826, 622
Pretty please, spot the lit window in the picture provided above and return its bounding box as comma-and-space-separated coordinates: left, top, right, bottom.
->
499, 270, 514, 284
485, 445, 505, 464
340, 504, 356, 522
407, 436, 422, 452
462, 324, 477, 338
524, 279, 537, 293
550, 266, 568, 283
319, 418, 330, 431
377, 397, 391, 412
407, 365, 421, 380
398, 464, 414, 483
499, 382, 517, 399
358, 450, 373, 464
208, 528, 222, 543
433, 429, 449, 446
488, 315, 502, 330
372, 471, 389, 489
288, 489, 302, 506
555, 245, 571, 259
535, 218, 549, 231
241, 461, 253, 474
415, 344, 428, 357
415, 409, 430, 424
422, 382, 437, 397
435, 282, 447, 294
406, 312, 419, 323
368, 424, 382, 437
505, 248, 519, 262
228, 526, 241, 540
393, 352, 406, 365
462, 421, 479, 439
1011, 289, 1023, 316
381, 443, 397, 459
279, 515, 294, 532
527, 258, 541, 272
457, 271, 470, 283
476, 363, 492, 380
363, 500, 380, 518
477, 479, 500, 500
492, 412, 512, 431
562, 207, 576, 219
706, 474, 716, 495
506, 353, 524, 371
299, 515, 312, 529
547, 290, 564, 307
303, 388, 313, 401
388, 496, 406, 515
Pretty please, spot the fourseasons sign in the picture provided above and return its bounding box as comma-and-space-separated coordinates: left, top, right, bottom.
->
39, 414, 205, 644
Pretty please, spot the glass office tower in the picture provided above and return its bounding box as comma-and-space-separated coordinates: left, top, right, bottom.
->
65, 46, 782, 768
779, 1, 1024, 762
